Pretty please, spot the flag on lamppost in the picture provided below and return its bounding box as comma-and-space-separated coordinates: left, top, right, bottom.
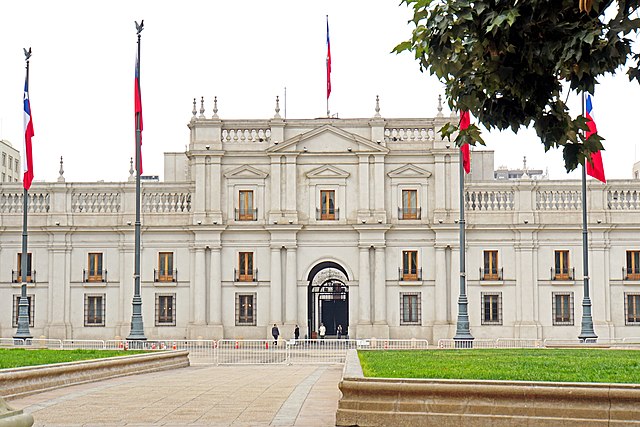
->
326, 15, 332, 100
23, 76, 34, 190
459, 110, 471, 174
135, 46, 143, 175
585, 94, 606, 183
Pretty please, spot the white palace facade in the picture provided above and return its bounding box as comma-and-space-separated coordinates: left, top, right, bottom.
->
1, 97, 640, 342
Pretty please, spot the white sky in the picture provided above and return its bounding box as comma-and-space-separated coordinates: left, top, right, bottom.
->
0, 1, 638, 183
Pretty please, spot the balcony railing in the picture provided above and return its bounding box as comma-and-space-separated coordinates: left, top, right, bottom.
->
398, 268, 422, 281
551, 267, 575, 281
83, 269, 108, 283
623, 267, 640, 281
154, 269, 178, 283
315, 208, 339, 220
11, 270, 36, 283
480, 267, 503, 281
234, 208, 258, 221
234, 268, 258, 282
398, 207, 421, 220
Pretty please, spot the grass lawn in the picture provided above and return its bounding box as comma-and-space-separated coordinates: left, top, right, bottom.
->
358, 349, 640, 383
0, 348, 146, 369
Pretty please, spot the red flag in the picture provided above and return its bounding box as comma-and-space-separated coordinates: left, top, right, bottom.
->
326, 16, 331, 100
584, 94, 605, 183
135, 47, 143, 174
23, 76, 34, 190
459, 110, 471, 174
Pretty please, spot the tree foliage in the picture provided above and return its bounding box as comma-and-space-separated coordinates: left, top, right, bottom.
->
395, 0, 640, 171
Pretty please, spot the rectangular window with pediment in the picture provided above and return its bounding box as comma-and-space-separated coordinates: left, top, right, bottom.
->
401, 250, 419, 281
15, 253, 33, 283
554, 250, 571, 280
626, 251, 640, 280
238, 190, 255, 221
238, 252, 254, 282
87, 253, 104, 282
483, 250, 499, 280
401, 189, 418, 219
320, 190, 336, 220
157, 252, 175, 282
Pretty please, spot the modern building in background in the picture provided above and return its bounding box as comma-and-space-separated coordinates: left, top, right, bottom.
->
1, 98, 639, 342
0, 139, 20, 184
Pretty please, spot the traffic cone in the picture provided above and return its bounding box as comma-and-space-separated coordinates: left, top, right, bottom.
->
235, 341, 239, 349
265, 341, 269, 349
172, 342, 177, 350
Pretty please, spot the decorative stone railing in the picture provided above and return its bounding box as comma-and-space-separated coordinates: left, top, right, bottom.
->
608, 189, 640, 210
384, 127, 436, 143
72, 192, 121, 213
221, 121, 272, 143
0, 192, 50, 213
465, 190, 515, 211
143, 192, 191, 213
536, 189, 581, 210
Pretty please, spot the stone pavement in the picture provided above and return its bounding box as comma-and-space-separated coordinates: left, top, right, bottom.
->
9, 364, 343, 426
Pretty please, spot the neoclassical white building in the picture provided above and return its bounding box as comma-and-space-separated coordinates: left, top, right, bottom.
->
1, 97, 639, 342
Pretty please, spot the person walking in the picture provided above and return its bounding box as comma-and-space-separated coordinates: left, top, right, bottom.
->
271, 324, 280, 346
337, 324, 343, 339
319, 323, 326, 341
294, 324, 300, 341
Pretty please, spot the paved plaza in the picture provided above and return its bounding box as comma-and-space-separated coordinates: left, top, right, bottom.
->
9, 364, 343, 426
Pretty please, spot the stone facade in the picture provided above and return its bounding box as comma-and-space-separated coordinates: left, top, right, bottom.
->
1, 99, 639, 342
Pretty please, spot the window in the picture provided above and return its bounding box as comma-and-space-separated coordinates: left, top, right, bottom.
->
552, 292, 574, 325
626, 251, 640, 280
236, 293, 256, 325
238, 190, 255, 220
84, 294, 105, 326
156, 252, 175, 282
320, 190, 336, 220
483, 250, 499, 280
401, 189, 419, 219
400, 292, 421, 325
626, 294, 640, 325
15, 252, 33, 283
481, 292, 502, 325
8, 156, 12, 170
238, 252, 254, 282
86, 253, 104, 282
2, 153, 5, 166
12, 294, 34, 327
155, 294, 176, 326
401, 250, 419, 281
554, 250, 571, 280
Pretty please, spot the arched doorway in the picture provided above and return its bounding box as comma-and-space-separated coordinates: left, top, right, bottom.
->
307, 261, 349, 338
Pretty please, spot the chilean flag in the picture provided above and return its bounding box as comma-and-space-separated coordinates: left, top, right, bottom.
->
23, 77, 34, 190
585, 94, 606, 183
135, 48, 143, 174
459, 110, 471, 174
326, 16, 331, 100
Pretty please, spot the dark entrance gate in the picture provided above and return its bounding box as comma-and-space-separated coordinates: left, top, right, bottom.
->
307, 262, 349, 338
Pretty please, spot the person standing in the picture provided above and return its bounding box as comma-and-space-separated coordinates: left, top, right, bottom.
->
294, 324, 300, 340
337, 324, 343, 339
319, 323, 326, 340
272, 324, 280, 346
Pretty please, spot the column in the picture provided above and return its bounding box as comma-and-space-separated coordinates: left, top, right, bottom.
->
210, 157, 222, 213
193, 248, 206, 325
358, 157, 369, 213
270, 247, 282, 323
193, 157, 206, 214
434, 246, 447, 323
358, 247, 371, 324
285, 156, 297, 212
210, 247, 222, 324
374, 157, 385, 212
270, 159, 281, 214
285, 247, 297, 323
374, 247, 387, 323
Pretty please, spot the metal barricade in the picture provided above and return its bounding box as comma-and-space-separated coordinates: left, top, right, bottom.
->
0, 338, 24, 347
217, 339, 287, 365
437, 339, 495, 349
495, 338, 542, 348
286, 339, 354, 364
62, 340, 106, 350
25, 338, 63, 349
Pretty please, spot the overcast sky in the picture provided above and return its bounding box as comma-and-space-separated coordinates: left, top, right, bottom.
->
0, 1, 638, 183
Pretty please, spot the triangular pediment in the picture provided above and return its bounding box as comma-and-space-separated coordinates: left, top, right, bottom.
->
223, 164, 269, 179
306, 164, 350, 179
267, 124, 389, 154
387, 164, 432, 179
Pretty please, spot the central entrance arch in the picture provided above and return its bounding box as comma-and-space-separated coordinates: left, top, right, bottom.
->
307, 261, 349, 338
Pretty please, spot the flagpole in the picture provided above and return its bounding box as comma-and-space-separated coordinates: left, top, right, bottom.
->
454, 128, 473, 347
326, 15, 330, 118
128, 20, 146, 341
579, 92, 597, 342
15, 48, 33, 340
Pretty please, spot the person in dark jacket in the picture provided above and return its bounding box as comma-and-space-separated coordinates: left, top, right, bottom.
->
272, 324, 280, 346
294, 324, 300, 340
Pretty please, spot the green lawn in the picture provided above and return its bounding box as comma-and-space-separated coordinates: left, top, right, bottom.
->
0, 348, 146, 369
358, 349, 640, 383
